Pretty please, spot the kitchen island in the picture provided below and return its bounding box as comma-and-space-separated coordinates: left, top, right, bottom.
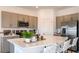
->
8, 35, 66, 53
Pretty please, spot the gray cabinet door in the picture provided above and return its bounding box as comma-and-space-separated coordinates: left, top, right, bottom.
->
63, 15, 71, 26
32, 17, 38, 29
78, 13, 79, 21
2, 11, 12, 28
1, 38, 10, 53
56, 17, 59, 29
56, 16, 64, 29
29, 16, 38, 29
0, 38, 2, 52
10, 13, 18, 28
71, 13, 78, 21
69, 13, 78, 27
56, 14, 78, 28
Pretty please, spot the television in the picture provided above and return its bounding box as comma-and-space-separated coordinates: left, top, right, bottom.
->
18, 21, 29, 27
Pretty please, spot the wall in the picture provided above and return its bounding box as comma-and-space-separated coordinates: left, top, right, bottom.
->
57, 7, 79, 16
38, 9, 56, 35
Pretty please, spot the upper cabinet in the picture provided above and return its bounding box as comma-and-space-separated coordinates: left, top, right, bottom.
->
71, 13, 78, 21
70, 13, 78, 26
2, 11, 12, 28
10, 13, 18, 28
63, 15, 71, 22
56, 16, 64, 28
2, 11, 18, 28
56, 13, 78, 29
1, 11, 38, 29
33, 17, 38, 29
29, 16, 38, 29
17, 14, 29, 22
63, 15, 71, 26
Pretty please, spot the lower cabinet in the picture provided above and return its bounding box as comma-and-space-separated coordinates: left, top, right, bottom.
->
1, 38, 10, 53
0, 38, 2, 52
14, 44, 25, 53
1, 36, 19, 53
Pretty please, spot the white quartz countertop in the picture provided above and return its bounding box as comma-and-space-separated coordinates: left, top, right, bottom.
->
8, 35, 65, 48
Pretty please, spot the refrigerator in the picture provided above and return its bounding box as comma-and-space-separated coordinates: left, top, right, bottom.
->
61, 20, 79, 52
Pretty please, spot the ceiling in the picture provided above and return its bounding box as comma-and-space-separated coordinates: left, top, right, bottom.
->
18, 6, 74, 11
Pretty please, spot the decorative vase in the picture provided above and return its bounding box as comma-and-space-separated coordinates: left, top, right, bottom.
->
24, 38, 31, 43
31, 36, 37, 42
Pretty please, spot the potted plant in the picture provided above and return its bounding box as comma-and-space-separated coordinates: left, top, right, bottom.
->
21, 31, 34, 43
